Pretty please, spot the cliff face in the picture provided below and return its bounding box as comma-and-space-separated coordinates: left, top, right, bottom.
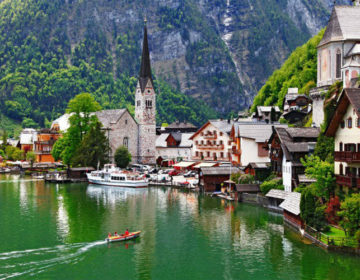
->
0, 0, 351, 117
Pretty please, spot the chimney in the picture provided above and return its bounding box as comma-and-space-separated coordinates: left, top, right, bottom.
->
352, 0, 360, 6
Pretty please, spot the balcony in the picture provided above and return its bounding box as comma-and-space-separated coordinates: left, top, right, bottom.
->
334, 151, 360, 163
231, 146, 241, 155
196, 144, 224, 150
203, 133, 217, 140
336, 175, 360, 188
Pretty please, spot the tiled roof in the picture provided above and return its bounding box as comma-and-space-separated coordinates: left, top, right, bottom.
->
235, 123, 287, 143
95, 109, 127, 128
209, 120, 234, 134
285, 127, 320, 139
266, 189, 289, 200
246, 162, 270, 169
201, 166, 240, 176
319, 6, 360, 47
167, 121, 197, 129
279, 192, 301, 215
285, 142, 317, 153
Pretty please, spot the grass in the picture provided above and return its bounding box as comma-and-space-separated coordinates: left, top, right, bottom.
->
324, 226, 347, 238
320, 226, 358, 248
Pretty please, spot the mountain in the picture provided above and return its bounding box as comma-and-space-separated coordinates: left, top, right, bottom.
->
0, 0, 351, 133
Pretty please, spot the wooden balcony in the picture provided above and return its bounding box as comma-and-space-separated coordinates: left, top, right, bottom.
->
196, 144, 224, 150
334, 151, 360, 163
203, 133, 217, 140
336, 175, 360, 188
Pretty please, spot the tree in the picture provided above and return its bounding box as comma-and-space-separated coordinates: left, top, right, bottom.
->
314, 132, 334, 163
260, 178, 283, 195
338, 193, 360, 236
26, 151, 36, 167
301, 155, 336, 200
114, 146, 132, 168
325, 196, 341, 225
13, 149, 25, 161
1, 131, 8, 151
71, 121, 110, 168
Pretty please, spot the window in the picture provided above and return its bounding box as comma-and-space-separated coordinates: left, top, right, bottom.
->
125, 119, 128, 125
357, 118, 360, 128
146, 100, 152, 108
196, 151, 199, 157
195, 141, 198, 145
348, 117, 352, 128
207, 152, 210, 157
123, 137, 129, 148
220, 152, 224, 158
336, 50, 341, 78
341, 121, 345, 129
137, 100, 141, 107
358, 143, 360, 152
339, 142, 343, 152
340, 164, 343, 175
213, 153, 217, 160
220, 132, 223, 136
220, 140, 223, 145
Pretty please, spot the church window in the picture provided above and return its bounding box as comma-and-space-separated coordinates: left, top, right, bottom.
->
348, 117, 352, 128
137, 100, 141, 107
341, 121, 345, 129
125, 119, 128, 125
148, 90, 151, 93
336, 50, 341, 78
123, 137, 129, 148
146, 100, 152, 108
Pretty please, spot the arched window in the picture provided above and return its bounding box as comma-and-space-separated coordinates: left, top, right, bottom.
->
123, 137, 129, 148
348, 117, 352, 128
336, 49, 342, 79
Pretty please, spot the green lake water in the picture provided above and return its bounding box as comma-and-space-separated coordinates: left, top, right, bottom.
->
0, 175, 359, 280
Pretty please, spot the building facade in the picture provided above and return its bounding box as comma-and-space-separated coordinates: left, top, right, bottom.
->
310, 3, 360, 127
34, 129, 61, 163
156, 132, 193, 162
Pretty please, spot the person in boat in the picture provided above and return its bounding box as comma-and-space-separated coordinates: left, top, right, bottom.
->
108, 232, 112, 238
124, 229, 129, 236
115, 231, 119, 236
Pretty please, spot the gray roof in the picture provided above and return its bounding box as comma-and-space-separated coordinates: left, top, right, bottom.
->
257, 106, 280, 116
285, 142, 317, 153
345, 42, 360, 57
156, 133, 193, 148
319, 6, 360, 47
285, 127, 320, 139
209, 120, 234, 135
167, 121, 197, 129
95, 109, 127, 128
279, 192, 301, 215
246, 162, 270, 169
201, 166, 241, 176
235, 123, 287, 143
266, 189, 289, 200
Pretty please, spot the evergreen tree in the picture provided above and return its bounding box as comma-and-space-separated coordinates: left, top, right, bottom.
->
114, 146, 132, 168
72, 121, 109, 168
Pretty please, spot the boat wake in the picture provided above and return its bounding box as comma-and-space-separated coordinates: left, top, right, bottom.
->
0, 240, 106, 279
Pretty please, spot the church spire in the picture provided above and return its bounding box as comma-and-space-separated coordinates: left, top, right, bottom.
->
139, 19, 153, 92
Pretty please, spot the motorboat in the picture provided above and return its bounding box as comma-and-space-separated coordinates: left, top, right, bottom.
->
87, 164, 148, 188
105, 231, 141, 243
32, 172, 45, 179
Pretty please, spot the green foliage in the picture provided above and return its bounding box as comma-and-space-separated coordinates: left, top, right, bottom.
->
5, 146, 24, 161
300, 187, 328, 231
1, 131, 8, 151
301, 155, 335, 200
338, 193, 360, 237
21, 118, 39, 128
0, 149, 4, 157
260, 178, 283, 195
26, 151, 36, 166
314, 132, 334, 163
252, 29, 325, 111
231, 173, 255, 184
114, 146, 132, 168
72, 121, 110, 168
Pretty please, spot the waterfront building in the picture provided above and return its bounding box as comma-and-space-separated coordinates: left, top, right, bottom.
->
279, 192, 303, 229
19, 128, 37, 153
51, 22, 156, 165
190, 120, 233, 162
34, 128, 61, 163
200, 166, 241, 192
230, 122, 287, 166
268, 127, 320, 192
325, 88, 360, 192
310, 1, 360, 127
155, 132, 193, 162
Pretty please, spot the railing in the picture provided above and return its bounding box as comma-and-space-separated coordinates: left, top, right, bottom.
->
34, 150, 52, 155
203, 134, 217, 140
196, 144, 224, 150
305, 225, 359, 248
334, 151, 360, 163
336, 175, 360, 188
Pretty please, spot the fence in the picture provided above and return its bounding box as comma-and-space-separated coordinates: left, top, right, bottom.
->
305, 225, 359, 248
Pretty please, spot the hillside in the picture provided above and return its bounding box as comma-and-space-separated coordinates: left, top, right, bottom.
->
0, 0, 350, 130
251, 29, 325, 110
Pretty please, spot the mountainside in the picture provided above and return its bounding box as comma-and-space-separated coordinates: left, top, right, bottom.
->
0, 0, 351, 131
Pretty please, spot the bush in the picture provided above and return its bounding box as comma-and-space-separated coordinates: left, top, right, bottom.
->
114, 146, 132, 168
260, 178, 283, 195
338, 193, 360, 236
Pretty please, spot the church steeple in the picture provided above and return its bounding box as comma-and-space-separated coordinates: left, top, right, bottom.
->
139, 19, 153, 93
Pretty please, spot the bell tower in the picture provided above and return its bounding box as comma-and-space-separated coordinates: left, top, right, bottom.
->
135, 20, 156, 164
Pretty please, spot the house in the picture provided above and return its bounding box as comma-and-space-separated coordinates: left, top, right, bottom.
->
310, 1, 360, 127
230, 122, 287, 166
51, 23, 157, 165
282, 88, 311, 124
19, 128, 37, 153
325, 88, 360, 192
163, 121, 198, 133
265, 189, 290, 212
279, 192, 303, 230
190, 120, 233, 162
253, 106, 281, 123
200, 166, 241, 192
268, 127, 320, 192
244, 162, 271, 181
34, 129, 61, 163
156, 132, 193, 162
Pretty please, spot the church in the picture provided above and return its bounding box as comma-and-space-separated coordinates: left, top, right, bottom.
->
51, 22, 156, 165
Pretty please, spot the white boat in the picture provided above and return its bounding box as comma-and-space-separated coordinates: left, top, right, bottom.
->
86, 164, 148, 188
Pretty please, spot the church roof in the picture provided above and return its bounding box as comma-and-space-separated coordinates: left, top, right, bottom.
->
319, 6, 360, 47
139, 24, 153, 93
95, 109, 127, 128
